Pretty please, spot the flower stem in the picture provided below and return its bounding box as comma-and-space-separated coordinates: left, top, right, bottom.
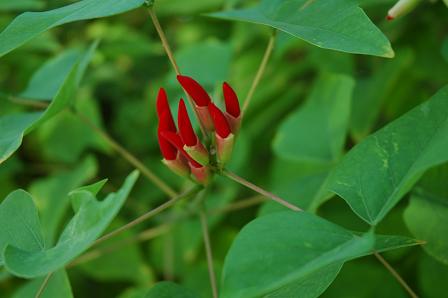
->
242, 29, 276, 112
34, 272, 53, 298
222, 169, 302, 212
75, 111, 178, 198
93, 186, 200, 246
374, 252, 419, 298
199, 205, 219, 298
147, 6, 207, 138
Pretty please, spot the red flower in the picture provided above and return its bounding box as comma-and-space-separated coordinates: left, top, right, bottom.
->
208, 102, 231, 138
161, 131, 202, 168
223, 82, 241, 118
178, 99, 198, 147
177, 75, 211, 107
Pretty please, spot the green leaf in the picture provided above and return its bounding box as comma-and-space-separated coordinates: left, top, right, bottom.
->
404, 164, 448, 264
0, 43, 96, 164
3, 171, 139, 278
145, 282, 199, 298
273, 73, 354, 164
19, 49, 83, 100
0, 0, 44, 11
328, 86, 448, 225
418, 254, 448, 298
0, 0, 144, 57
12, 270, 73, 298
0, 190, 44, 266
208, 0, 394, 57
350, 49, 414, 141
29, 156, 98, 245
221, 211, 419, 298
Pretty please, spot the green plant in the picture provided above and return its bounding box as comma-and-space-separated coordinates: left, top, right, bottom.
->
0, 0, 447, 297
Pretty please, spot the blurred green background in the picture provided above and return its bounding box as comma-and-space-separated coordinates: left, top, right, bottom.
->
1, 0, 448, 297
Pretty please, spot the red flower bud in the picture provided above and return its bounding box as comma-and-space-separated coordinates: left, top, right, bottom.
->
208, 102, 231, 138
156, 88, 176, 131
177, 75, 211, 107
223, 82, 240, 118
161, 131, 202, 169
158, 111, 177, 160
178, 99, 197, 146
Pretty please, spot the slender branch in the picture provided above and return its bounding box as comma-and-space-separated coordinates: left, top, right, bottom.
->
222, 169, 302, 212
208, 195, 267, 215
75, 111, 178, 198
242, 30, 276, 112
93, 186, 200, 246
34, 273, 53, 298
8, 96, 49, 109
374, 252, 419, 298
69, 225, 169, 267
147, 6, 207, 137
199, 205, 218, 298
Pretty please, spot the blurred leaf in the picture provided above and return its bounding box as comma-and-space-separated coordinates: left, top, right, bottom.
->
404, 164, 448, 264
145, 281, 199, 298
273, 73, 354, 164
0, 0, 44, 11
419, 254, 448, 298
350, 49, 414, 141
328, 86, 448, 225
0, 0, 144, 57
322, 260, 407, 298
36, 95, 111, 163
29, 156, 98, 245
208, 0, 394, 57
12, 270, 72, 298
0, 189, 44, 266
19, 48, 83, 100
0, 43, 96, 164
3, 171, 139, 278
221, 211, 419, 298
157, 0, 224, 15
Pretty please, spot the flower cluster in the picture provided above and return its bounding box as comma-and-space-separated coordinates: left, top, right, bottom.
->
156, 75, 241, 185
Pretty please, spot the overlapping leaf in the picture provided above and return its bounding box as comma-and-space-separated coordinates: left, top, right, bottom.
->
208, 0, 394, 57
221, 211, 419, 298
1, 171, 139, 278
0, 0, 144, 57
328, 86, 448, 225
0, 43, 96, 164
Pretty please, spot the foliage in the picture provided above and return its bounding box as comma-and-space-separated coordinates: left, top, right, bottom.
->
0, 0, 447, 297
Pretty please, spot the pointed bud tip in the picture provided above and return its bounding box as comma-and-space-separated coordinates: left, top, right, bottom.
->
209, 102, 231, 138
176, 75, 211, 106
386, 14, 394, 21
178, 98, 197, 146
222, 82, 240, 118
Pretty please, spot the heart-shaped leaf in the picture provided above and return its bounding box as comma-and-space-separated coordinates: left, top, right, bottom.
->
208, 0, 394, 57
221, 211, 419, 298
2, 171, 139, 278
328, 86, 448, 225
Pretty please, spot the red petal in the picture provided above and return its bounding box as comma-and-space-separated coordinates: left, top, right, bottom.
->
157, 130, 177, 160
161, 131, 202, 168
223, 82, 240, 118
156, 88, 176, 131
209, 102, 231, 138
177, 75, 211, 107
178, 99, 197, 146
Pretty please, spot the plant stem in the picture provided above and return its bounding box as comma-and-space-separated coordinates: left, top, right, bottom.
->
69, 225, 169, 267
147, 6, 207, 138
8, 95, 49, 109
222, 169, 302, 212
374, 252, 419, 298
242, 30, 276, 112
34, 273, 53, 298
199, 205, 219, 298
93, 186, 200, 246
75, 111, 178, 198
